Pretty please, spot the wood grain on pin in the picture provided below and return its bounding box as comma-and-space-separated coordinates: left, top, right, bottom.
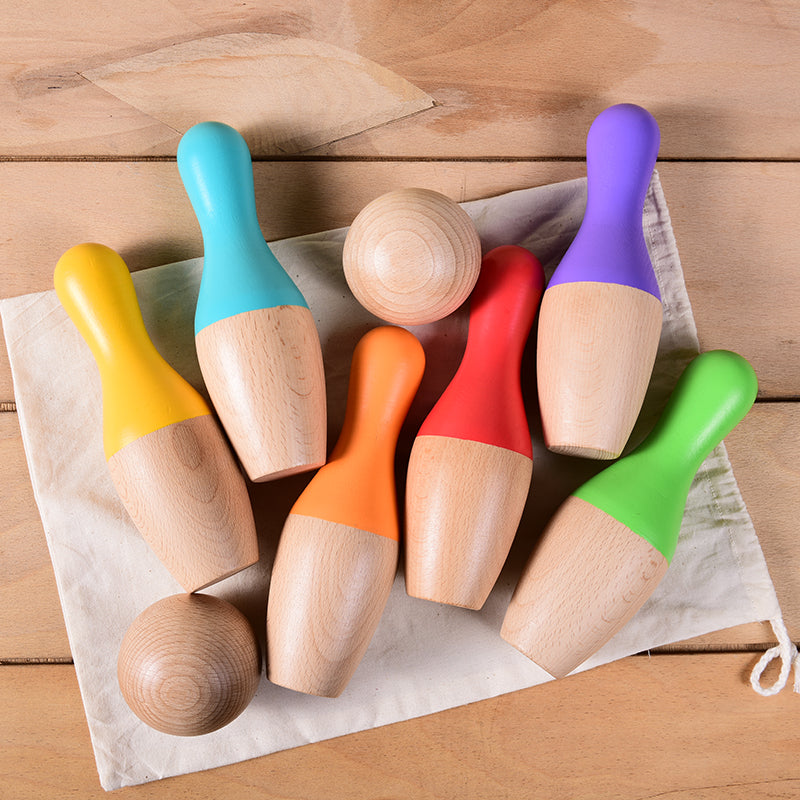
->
406, 437, 533, 609
501, 497, 669, 679
267, 326, 425, 698
117, 593, 261, 736
194, 305, 327, 481
342, 187, 482, 325
54, 243, 258, 593
502, 350, 759, 678
537, 282, 663, 459
178, 121, 326, 482
537, 103, 663, 460
405, 246, 545, 609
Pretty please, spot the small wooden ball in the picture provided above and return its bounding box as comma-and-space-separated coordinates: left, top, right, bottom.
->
342, 188, 482, 325
117, 593, 261, 736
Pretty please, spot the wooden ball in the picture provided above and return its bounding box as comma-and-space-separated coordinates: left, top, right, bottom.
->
117, 593, 261, 736
342, 188, 482, 325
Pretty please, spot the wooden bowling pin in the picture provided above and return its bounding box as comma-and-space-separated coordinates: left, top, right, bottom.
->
266, 326, 425, 697
118, 593, 261, 735
177, 121, 326, 482
54, 243, 258, 592
501, 350, 758, 678
405, 245, 545, 609
537, 103, 663, 459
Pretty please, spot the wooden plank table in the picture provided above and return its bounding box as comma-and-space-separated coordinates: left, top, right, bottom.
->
1, 2, 798, 797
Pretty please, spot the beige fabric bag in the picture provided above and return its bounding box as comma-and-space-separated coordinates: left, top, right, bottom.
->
2, 174, 794, 790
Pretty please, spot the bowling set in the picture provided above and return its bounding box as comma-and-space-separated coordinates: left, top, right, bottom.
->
48, 99, 758, 742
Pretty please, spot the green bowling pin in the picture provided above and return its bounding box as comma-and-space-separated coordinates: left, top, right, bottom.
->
501, 350, 758, 678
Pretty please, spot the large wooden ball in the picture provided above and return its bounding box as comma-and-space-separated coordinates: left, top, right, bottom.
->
342, 188, 482, 325
117, 593, 261, 736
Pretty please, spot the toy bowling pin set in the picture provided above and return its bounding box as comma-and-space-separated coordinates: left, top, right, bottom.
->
53, 103, 756, 736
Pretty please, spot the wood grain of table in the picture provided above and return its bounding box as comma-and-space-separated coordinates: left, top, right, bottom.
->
2, 2, 799, 797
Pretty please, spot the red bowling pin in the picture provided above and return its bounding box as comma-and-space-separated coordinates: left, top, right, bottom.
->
405, 245, 545, 609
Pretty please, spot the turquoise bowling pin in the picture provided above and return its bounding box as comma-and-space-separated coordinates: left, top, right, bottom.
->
178, 122, 326, 482
537, 103, 663, 460
502, 350, 758, 678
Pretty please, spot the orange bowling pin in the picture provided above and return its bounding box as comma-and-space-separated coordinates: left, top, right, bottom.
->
266, 326, 425, 697
54, 243, 258, 592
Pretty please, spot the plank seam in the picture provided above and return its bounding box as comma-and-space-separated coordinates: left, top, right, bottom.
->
0, 156, 799, 164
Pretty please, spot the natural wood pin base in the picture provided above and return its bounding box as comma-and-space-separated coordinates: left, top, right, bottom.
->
195, 305, 327, 483
502, 495, 669, 678
266, 514, 398, 698
107, 413, 259, 592
537, 281, 663, 460
405, 435, 532, 609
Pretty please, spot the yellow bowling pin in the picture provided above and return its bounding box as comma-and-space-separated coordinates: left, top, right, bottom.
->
54, 243, 259, 592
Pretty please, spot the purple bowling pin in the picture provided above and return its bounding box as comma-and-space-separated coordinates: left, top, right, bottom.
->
537, 103, 663, 460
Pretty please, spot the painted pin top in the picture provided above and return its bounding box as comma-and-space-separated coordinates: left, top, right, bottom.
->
405, 245, 545, 609
178, 121, 326, 482
537, 103, 663, 459
267, 326, 425, 697
502, 350, 758, 678
54, 243, 258, 592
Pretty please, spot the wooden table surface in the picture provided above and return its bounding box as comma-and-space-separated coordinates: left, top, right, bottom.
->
2, 2, 799, 797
